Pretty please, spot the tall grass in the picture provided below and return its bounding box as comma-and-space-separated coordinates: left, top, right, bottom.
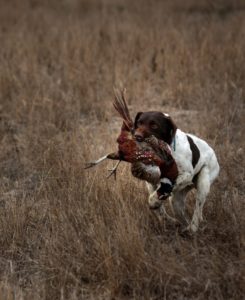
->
0, 0, 244, 299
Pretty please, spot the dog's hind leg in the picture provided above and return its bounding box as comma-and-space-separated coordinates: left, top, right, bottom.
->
171, 187, 191, 227
189, 166, 210, 232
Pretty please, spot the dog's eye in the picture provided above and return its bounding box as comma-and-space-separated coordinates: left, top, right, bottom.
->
150, 122, 158, 129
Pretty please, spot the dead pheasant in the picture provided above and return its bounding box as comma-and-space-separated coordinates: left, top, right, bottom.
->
85, 89, 178, 199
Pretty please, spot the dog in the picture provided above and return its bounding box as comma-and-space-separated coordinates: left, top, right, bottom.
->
134, 111, 220, 232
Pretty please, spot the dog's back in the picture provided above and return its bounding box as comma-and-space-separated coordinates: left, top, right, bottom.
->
173, 129, 220, 184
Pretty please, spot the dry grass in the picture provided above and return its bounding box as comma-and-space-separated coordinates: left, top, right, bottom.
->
0, 0, 244, 299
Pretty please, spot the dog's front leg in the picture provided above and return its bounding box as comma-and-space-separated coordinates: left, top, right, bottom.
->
171, 188, 191, 227
188, 166, 210, 232
173, 172, 194, 192
146, 182, 177, 223
146, 182, 161, 209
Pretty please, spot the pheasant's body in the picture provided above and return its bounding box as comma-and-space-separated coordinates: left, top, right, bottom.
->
85, 89, 178, 200
115, 123, 178, 187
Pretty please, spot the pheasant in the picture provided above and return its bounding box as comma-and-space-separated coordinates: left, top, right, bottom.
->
85, 89, 178, 200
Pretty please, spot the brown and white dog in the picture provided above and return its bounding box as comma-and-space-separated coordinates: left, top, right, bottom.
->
134, 111, 220, 232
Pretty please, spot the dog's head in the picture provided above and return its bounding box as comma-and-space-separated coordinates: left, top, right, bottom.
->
134, 111, 177, 145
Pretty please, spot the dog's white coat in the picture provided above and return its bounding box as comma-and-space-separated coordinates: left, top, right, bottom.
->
148, 129, 220, 232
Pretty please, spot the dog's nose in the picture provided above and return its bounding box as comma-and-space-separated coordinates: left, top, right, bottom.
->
134, 134, 144, 142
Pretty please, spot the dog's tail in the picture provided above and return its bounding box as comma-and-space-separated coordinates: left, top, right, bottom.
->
113, 88, 133, 131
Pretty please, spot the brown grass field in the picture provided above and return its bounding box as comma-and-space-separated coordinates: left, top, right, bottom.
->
0, 0, 244, 299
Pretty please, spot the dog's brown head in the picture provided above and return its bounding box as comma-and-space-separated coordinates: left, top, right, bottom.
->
134, 111, 177, 145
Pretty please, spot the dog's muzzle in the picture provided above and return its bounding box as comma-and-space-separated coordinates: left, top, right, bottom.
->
134, 134, 144, 142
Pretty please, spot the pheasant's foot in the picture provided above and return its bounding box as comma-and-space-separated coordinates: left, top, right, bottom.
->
106, 161, 121, 180
107, 167, 117, 180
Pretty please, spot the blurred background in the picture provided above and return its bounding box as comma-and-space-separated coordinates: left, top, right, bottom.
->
0, 0, 244, 299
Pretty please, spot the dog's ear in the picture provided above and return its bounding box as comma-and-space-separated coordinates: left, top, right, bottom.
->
160, 113, 177, 144
134, 112, 143, 128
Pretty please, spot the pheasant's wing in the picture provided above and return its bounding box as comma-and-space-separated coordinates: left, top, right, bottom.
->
131, 162, 161, 185
144, 136, 169, 161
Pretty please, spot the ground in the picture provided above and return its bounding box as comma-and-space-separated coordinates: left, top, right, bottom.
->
0, 0, 244, 299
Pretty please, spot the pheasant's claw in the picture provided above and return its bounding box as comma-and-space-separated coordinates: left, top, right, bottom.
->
106, 161, 121, 180
106, 167, 117, 180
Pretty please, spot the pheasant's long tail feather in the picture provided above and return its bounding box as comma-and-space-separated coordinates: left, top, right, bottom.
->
113, 88, 133, 131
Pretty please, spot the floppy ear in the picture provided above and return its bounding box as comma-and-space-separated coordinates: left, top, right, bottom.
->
160, 113, 177, 144
134, 112, 143, 128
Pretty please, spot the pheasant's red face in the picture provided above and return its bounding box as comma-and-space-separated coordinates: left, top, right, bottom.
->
134, 111, 177, 145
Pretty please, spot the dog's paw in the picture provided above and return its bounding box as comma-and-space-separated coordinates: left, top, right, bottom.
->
185, 222, 199, 233
156, 179, 173, 200
179, 226, 193, 238
149, 201, 162, 210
